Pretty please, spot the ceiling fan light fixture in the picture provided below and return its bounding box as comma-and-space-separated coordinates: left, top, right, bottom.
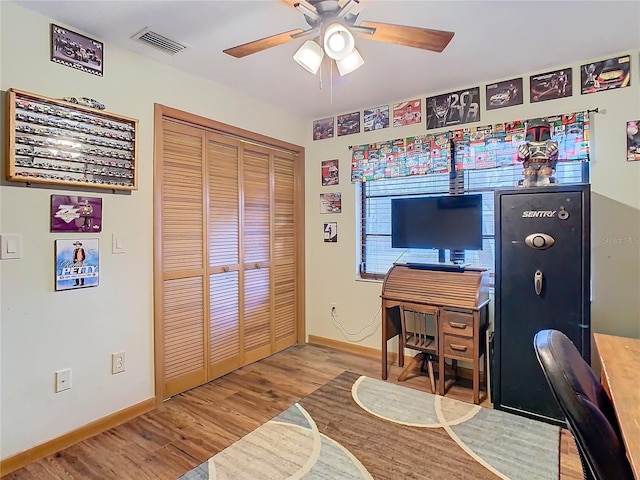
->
293, 40, 324, 74
336, 47, 364, 76
323, 23, 355, 60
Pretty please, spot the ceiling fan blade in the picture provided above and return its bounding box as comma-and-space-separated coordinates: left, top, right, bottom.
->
280, 0, 351, 10
223, 29, 304, 58
280, 0, 300, 9
357, 21, 454, 53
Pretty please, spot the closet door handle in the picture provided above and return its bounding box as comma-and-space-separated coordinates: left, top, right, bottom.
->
255, 263, 260, 269
222, 266, 229, 272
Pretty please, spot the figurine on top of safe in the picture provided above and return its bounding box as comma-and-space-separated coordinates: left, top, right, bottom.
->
517, 118, 559, 187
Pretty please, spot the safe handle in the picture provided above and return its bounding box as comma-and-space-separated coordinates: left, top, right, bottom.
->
534, 270, 543, 296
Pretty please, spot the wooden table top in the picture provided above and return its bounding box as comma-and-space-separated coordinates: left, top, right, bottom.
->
593, 333, 640, 480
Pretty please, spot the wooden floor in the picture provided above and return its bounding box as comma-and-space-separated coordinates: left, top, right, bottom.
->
2, 343, 582, 479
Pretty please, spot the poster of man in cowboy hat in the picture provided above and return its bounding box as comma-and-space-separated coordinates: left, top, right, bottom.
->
55, 239, 99, 291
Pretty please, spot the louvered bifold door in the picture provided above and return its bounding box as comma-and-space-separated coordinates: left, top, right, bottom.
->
206, 132, 242, 379
242, 145, 273, 364
273, 153, 297, 351
160, 121, 208, 398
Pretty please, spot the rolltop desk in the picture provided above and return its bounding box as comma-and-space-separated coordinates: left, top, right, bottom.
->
381, 263, 490, 404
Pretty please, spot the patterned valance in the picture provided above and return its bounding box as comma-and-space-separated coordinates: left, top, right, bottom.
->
350, 111, 590, 183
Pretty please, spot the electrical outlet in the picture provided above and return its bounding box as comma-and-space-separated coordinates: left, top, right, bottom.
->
330, 303, 338, 317
112, 352, 126, 374
55, 368, 71, 393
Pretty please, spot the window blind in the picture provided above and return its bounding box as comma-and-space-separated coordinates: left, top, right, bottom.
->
359, 162, 589, 279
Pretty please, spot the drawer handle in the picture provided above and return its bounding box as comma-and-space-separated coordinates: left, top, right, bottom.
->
449, 321, 467, 329
450, 344, 468, 352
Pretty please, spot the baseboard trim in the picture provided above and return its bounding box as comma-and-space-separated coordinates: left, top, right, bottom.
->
0, 397, 155, 476
307, 335, 401, 362
306, 335, 484, 382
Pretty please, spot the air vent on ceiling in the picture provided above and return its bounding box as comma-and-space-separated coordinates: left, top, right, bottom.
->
132, 27, 188, 55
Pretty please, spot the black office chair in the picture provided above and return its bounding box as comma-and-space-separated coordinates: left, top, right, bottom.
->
533, 329, 634, 480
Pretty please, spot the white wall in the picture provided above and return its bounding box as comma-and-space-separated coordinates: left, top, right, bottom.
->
304, 51, 640, 353
0, 2, 306, 459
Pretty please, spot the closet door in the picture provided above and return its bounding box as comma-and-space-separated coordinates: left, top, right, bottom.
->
273, 153, 298, 350
159, 121, 207, 397
206, 132, 242, 379
242, 146, 273, 363
155, 105, 304, 401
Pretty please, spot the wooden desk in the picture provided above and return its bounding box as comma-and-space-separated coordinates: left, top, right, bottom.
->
594, 333, 640, 480
381, 264, 490, 404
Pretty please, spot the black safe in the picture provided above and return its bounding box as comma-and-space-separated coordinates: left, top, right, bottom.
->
492, 184, 591, 425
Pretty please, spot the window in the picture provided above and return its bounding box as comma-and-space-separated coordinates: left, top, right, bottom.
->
359, 162, 589, 280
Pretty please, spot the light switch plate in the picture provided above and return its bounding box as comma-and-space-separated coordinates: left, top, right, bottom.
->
0, 234, 22, 259
112, 234, 125, 254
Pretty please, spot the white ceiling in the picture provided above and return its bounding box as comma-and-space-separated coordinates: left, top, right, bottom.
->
12, 0, 640, 120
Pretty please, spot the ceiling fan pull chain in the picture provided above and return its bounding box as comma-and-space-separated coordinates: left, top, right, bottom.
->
330, 59, 334, 105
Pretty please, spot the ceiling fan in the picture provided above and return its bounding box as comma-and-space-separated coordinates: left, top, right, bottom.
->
223, 0, 455, 67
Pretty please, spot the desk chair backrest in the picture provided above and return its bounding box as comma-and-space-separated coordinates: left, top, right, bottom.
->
401, 306, 438, 354
533, 329, 634, 480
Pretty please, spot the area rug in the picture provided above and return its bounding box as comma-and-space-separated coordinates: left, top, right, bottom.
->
179, 371, 560, 480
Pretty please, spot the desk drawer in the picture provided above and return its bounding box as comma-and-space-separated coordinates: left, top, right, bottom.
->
443, 334, 474, 360
442, 310, 474, 337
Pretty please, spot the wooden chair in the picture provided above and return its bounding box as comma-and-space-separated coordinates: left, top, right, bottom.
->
397, 305, 439, 393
